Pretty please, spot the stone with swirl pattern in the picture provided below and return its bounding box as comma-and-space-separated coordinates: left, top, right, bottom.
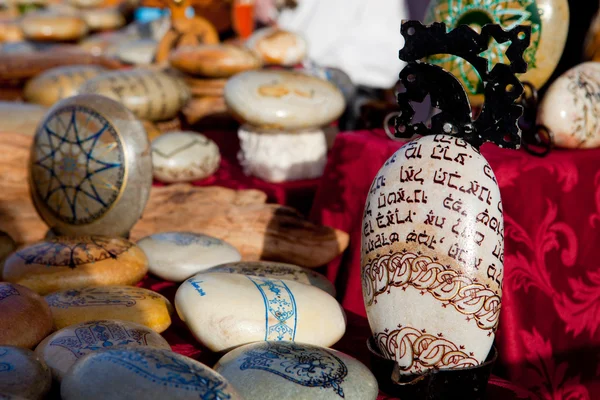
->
214, 341, 378, 400
0, 346, 51, 400
35, 320, 171, 381
245, 27, 307, 67
361, 134, 503, 375
61, 347, 242, 400
45, 286, 173, 332
175, 272, 346, 352
3, 236, 148, 295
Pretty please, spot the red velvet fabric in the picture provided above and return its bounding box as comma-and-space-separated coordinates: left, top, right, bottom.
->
311, 129, 600, 399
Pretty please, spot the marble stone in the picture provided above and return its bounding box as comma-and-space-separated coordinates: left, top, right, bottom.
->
24, 65, 106, 107
35, 320, 171, 381
151, 131, 221, 183
117, 39, 157, 65
361, 135, 503, 375
0, 346, 51, 400
215, 341, 378, 400
3, 236, 149, 295
0, 102, 48, 136
20, 12, 88, 42
137, 232, 241, 282
225, 70, 345, 130
45, 286, 172, 332
424, 0, 570, 107
537, 62, 600, 148
0, 283, 53, 348
169, 44, 262, 78
61, 347, 242, 400
206, 261, 336, 296
29, 94, 152, 237
238, 125, 327, 182
0, 231, 16, 279
80, 8, 125, 32
78, 69, 191, 122
175, 272, 346, 352
246, 27, 307, 66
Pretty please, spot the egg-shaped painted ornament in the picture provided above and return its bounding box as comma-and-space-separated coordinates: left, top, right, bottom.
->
424, 0, 569, 107
362, 21, 529, 376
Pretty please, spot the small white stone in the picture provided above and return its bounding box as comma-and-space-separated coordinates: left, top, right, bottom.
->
175, 272, 346, 352
118, 39, 157, 65
137, 232, 241, 282
245, 27, 307, 66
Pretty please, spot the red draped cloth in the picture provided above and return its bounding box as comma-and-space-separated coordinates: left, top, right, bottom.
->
311, 129, 600, 399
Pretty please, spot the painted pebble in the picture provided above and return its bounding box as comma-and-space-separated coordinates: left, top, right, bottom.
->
206, 261, 336, 296
61, 347, 243, 400
169, 44, 262, 78
0, 283, 53, 348
238, 125, 327, 182
78, 69, 191, 122
20, 12, 88, 42
45, 286, 172, 332
29, 95, 152, 237
361, 135, 503, 374
246, 27, 307, 66
24, 65, 106, 107
175, 272, 346, 352
137, 232, 240, 282
215, 341, 378, 400
225, 70, 345, 130
117, 38, 157, 65
424, 0, 570, 106
151, 132, 220, 183
0, 347, 51, 400
538, 62, 600, 148
0, 231, 16, 279
35, 320, 171, 381
80, 8, 126, 32
3, 236, 148, 295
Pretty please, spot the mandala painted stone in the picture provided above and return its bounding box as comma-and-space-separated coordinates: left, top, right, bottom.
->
3, 236, 148, 295
214, 341, 378, 400
45, 286, 172, 332
0, 346, 51, 400
61, 347, 242, 400
424, 0, 569, 106
29, 94, 152, 237
206, 261, 336, 296
175, 272, 346, 352
35, 319, 171, 381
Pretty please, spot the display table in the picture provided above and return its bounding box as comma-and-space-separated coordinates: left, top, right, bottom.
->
311, 129, 600, 399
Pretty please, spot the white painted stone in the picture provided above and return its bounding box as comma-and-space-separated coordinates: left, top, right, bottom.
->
175, 272, 346, 352
118, 39, 157, 65
151, 132, 221, 183
361, 134, 503, 375
61, 347, 242, 400
0, 346, 51, 400
538, 62, 600, 149
214, 341, 378, 400
206, 261, 336, 296
35, 320, 171, 382
246, 27, 307, 66
137, 232, 241, 282
238, 125, 327, 182
224, 70, 345, 130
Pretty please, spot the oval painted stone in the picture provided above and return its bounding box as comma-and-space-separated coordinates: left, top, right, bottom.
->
0, 346, 51, 400
78, 69, 191, 122
29, 94, 152, 237
537, 62, 600, 148
169, 44, 262, 78
215, 341, 378, 400
61, 347, 242, 400
246, 27, 307, 67
225, 70, 345, 130
361, 134, 503, 375
424, 0, 570, 106
24, 65, 106, 107
117, 39, 157, 65
0, 231, 16, 279
45, 286, 172, 332
3, 236, 148, 295
151, 132, 221, 183
80, 8, 125, 32
20, 12, 88, 42
137, 232, 240, 282
206, 261, 336, 296
175, 272, 346, 352
0, 283, 53, 348
35, 320, 171, 381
